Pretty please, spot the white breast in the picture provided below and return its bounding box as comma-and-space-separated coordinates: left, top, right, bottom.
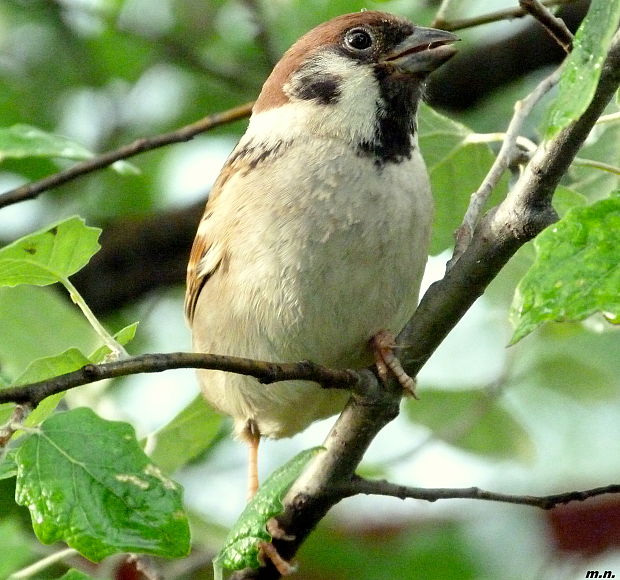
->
192, 135, 432, 438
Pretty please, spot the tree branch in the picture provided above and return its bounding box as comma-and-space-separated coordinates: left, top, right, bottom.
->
434, 0, 578, 31
449, 66, 562, 266
0, 102, 253, 210
344, 477, 620, 510
520, 0, 574, 52
0, 352, 358, 409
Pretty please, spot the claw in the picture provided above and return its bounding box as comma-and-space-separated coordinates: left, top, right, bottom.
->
258, 542, 297, 576
372, 330, 418, 399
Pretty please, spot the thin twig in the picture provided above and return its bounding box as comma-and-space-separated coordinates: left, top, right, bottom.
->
346, 477, 620, 510
519, 0, 574, 52
0, 102, 254, 210
447, 66, 562, 269
596, 111, 620, 124
8, 548, 79, 580
0, 352, 359, 408
572, 157, 620, 175
438, 0, 576, 32
463, 132, 537, 152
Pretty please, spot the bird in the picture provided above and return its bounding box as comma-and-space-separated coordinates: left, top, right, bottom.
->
185, 11, 457, 498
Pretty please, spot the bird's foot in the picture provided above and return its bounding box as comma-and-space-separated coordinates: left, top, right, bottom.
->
267, 518, 296, 541
371, 330, 418, 399
258, 542, 297, 576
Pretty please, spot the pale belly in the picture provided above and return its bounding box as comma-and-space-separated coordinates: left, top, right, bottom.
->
191, 141, 432, 438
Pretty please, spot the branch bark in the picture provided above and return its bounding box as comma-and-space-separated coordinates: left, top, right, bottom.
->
345, 477, 620, 510
0, 352, 358, 408
520, 0, 574, 52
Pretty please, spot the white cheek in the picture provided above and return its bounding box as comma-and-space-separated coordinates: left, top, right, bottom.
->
245, 53, 381, 147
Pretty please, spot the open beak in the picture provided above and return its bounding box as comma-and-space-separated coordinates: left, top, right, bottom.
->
384, 26, 459, 75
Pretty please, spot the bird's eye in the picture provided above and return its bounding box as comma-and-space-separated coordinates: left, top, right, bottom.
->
344, 28, 374, 51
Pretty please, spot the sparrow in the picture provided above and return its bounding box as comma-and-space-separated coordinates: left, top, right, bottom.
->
185, 11, 457, 497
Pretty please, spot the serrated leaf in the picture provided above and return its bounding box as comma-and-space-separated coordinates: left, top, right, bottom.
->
89, 322, 139, 363
214, 447, 324, 573
147, 395, 223, 474
406, 389, 533, 460
0, 124, 94, 162
418, 105, 506, 252
510, 194, 620, 343
544, 0, 620, 137
0, 217, 101, 287
15, 408, 190, 562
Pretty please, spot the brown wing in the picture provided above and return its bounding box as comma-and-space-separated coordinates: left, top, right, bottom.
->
184, 161, 239, 323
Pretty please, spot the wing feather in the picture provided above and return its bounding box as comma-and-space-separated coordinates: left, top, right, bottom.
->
184, 161, 238, 322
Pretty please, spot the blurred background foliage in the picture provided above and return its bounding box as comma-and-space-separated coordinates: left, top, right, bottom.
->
1, 0, 619, 578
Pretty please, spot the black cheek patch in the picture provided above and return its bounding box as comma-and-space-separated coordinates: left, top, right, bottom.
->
294, 74, 342, 105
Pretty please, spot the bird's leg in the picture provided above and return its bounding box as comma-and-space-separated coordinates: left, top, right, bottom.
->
258, 542, 297, 575
371, 330, 418, 399
245, 419, 261, 500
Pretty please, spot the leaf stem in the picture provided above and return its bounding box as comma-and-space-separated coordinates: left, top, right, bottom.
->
62, 277, 127, 360
572, 157, 620, 175
8, 548, 79, 580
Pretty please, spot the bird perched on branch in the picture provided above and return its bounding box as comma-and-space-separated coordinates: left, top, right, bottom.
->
185, 11, 457, 498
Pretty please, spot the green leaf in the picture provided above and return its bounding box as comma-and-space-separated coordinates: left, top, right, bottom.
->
526, 354, 617, 400
89, 321, 139, 363
11, 348, 91, 430
0, 403, 14, 425
406, 389, 533, 460
147, 395, 223, 474
58, 569, 98, 580
0, 449, 18, 480
15, 408, 190, 562
0, 217, 101, 287
0, 125, 139, 174
214, 447, 324, 573
0, 286, 100, 380
0, 518, 35, 579
13, 348, 90, 387
418, 105, 506, 252
543, 0, 620, 136
552, 185, 587, 217
568, 117, 620, 200
0, 124, 94, 162
510, 194, 620, 343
